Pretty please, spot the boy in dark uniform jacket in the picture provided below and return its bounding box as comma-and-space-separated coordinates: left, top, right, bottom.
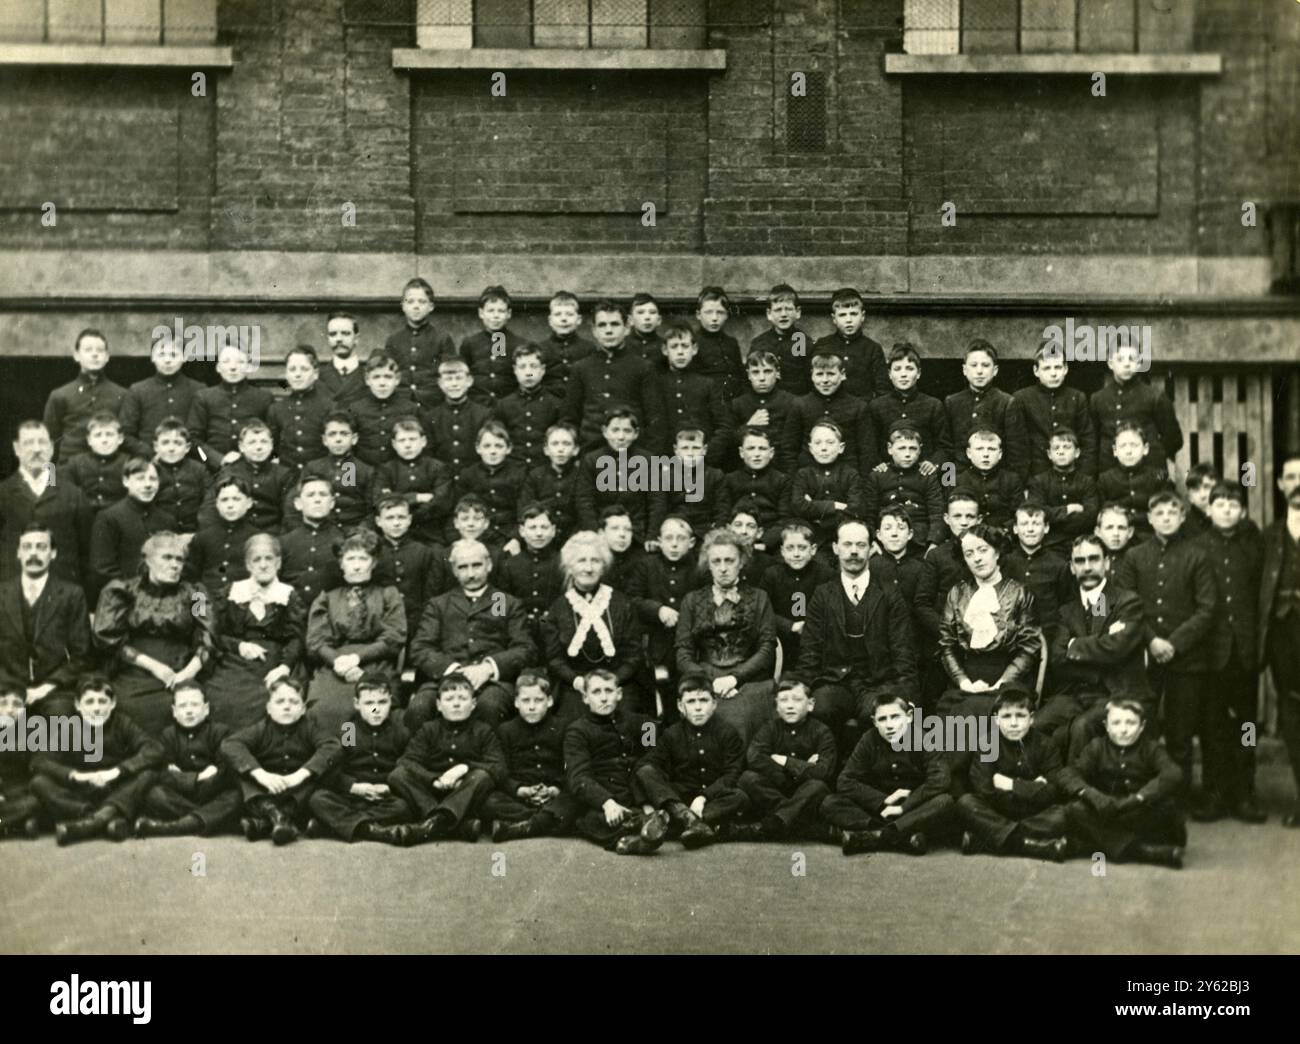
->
390, 673, 506, 843
64, 412, 127, 515
627, 516, 703, 708
383, 279, 457, 410
200, 420, 293, 532
955, 689, 1071, 862
730, 350, 797, 464
564, 299, 665, 452
186, 476, 257, 597
652, 322, 728, 467
872, 509, 941, 704
574, 408, 654, 542
1014, 345, 1097, 477
762, 523, 833, 670
823, 695, 955, 854
44, 329, 126, 464
423, 357, 492, 483
749, 284, 811, 397
1182, 463, 1218, 539
298, 411, 376, 529
1097, 423, 1175, 539
462, 286, 536, 407
1062, 698, 1186, 868
864, 428, 944, 550
1089, 345, 1183, 473
564, 669, 666, 855
279, 477, 345, 611
187, 344, 274, 471
457, 421, 529, 545
627, 292, 664, 360
787, 419, 865, 549
221, 677, 342, 845
537, 291, 595, 399
136, 684, 240, 837
349, 354, 418, 468
1004, 502, 1072, 634
268, 345, 334, 471
485, 673, 580, 841
736, 681, 836, 840
31, 675, 163, 844
1198, 483, 1266, 822
780, 353, 872, 475
120, 338, 204, 458
952, 430, 1023, 531
89, 458, 178, 598
944, 340, 1029, 482
925, 492, 983, 610
718, 428, 788, 545
867, 343, 951, 473
306, 675, 412, 845
520, 424, 581, 541
373, 496, 449, 648
1028, 429, 1098, 550
633, 676, 750, 848
810, 288, 889, 402
0, 687, 40, 837
376, 418, 454, 545
495, 345, 562, 469
152, 419, 208, 534
319, 312, 369, 408
694, 286, 746, 403
647, 429, 726, 541
496, 505, 564, 646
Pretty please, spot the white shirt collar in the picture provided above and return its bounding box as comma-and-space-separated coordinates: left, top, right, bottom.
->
21, 467, 50, 497
1082, 579, 1107, 609
841, 571, 869, 601
1288, 506, 1300, 542
21, 573, 48, 605
333, 355, 360, 377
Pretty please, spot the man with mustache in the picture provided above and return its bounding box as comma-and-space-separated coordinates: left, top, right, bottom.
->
1259, 453, 1300, 827
0, 421, 93, 587
0, 524, 92, 715
795, 519, 918, 741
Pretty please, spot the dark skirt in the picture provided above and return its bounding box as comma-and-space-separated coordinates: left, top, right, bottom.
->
108, 635, 199, 737
205, 639, 298, 730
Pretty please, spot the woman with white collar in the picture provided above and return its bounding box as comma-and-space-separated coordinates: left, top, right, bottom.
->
206, 533, 307, 728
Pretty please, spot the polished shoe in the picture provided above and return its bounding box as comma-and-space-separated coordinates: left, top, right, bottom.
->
267, 807, 299, 846
407, 810, 455, 845
104, 818, 133, 842
1020, 836, 1068, 863
1130, 842, 1184, 869
304, 817, 331, 839
1231, 797, 1267, 824
842, 829, 886, 856
1189, 796, 1225, 823
134, 816, 189, 838
725, 821, 767, 842
904, 831, 928, 856
363, 823, 410, 846
960, 830, 977, 855
640, 809, 671, 845
22, 817, 42, 839
458, 818, 482, 842
679, 813, 717, 850
491, 819, 536, 843
614, 833, 661, 856
56, 816, 108, 846
240, 816, 271, 842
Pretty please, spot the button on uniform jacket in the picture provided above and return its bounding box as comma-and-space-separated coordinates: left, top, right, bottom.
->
64, 450, 126, 512
1048, 584, 1152, 700
1003, 545, 1072, 634
749, 327, 811, 396
643, 716, 746, 797
120, 372, 205, 457
1089, 374, 1183, 467
186, 381, 274, 468
1062, 733, 1182, 802
398, 717, 506, 780
33, 712, 163, 778
462, 328, 536, 406
327, 714, 411, 790
795, 578, 918, 695
564, 708, 655, 808
44, 372, 128, 463
268, 384, 335, 470
537, 332, 596, 400
944, 386, 1030, 481
780, 389, 872, 475
1027, 466, 1099, 548
349, 388, 420, 468
520, 461, 580, 540
497, 715, 568, 792
1013, 383, 1097, 476
863, 463, 945, 547
952, 463, 1024, 531
836, 730, 951, 815
383, 322, 456, 408
279, 521, 345, 610
221, 715, 342, 778
1114, 530, 1217, 673
968, 728, 1066, 810
745, 715, 837, 786
867, 552, 940, 649
1197, 523, 1263, 671
493, 386, 562, 469
810, 331, 889, 402
866, 388, 951, 470
410, 586, 535, 683
158, 719, 234, 795
563, 346, 665, 452
154, 457, 209, 533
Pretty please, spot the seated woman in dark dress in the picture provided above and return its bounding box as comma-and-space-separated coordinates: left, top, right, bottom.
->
936, 523, 1042, 718
206, 533, 308, 729
93, 532, 215, 736
674, 528, 777, 746
541, 530, 645, 721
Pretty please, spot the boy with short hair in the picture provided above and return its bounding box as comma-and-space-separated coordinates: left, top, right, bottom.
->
810, 287, 889, 403
646, 426, 725, 540
267, 344, 333, 471
457, 420, 529, 545
952, 429, 1023, 531
1004, 501, 1072, 635
944, 340, 1029, 482
1097, 422, 1176, 540
221, 677, 343, 845
627, 292, 664, 358
926, 492, 982, 607
463, 285, 535, 406
65, 411, 127, 515
373, 495, 449, 645
44, 328, 126, 464
599, 506, 644, 588
634, 675, 750, 848
1094, 502, 1137, 573
494, 344, 561, 469
564, 299, 664, 452
654, 321, 728, 464
31, 675, 163, 845
423, 357, 492, 482
564, 669, 666, 855
955, 688, 1071, 862
761, 522, 833, 669
496, 504, 564, 645
1027, 428, 1098, 550
1089, 342, 1183, 475
718, 428, 789, 545
867, 343, 950, 473
203, 419, 293, 532
627, 515, 702, 708
870, 508, 941, 701
519, 423, 581, 541
1062, 699, 1186, 868
863, 427, 944, 550
375, 416, 453, 545
389, 672, 506, 844
0, 686, 40, 838
780, 352, 872, 475
748, 283, 811, 396
729, 350, 797, 461
320, 312, 370, 407
89, 457, 177, 594
788, 420, 865, 549
485, 672, 580, 841
135, 683, 240, 837
151, 419, 208, 534
736, 680, 836, 840
350, 353, 418, 468
1182, 462, 1219, 538
186, 475, 257, 595
383, 278, 456, 410
727, 508, 776, 588
1014, 344, 1097, 477
446, 494, 502, 564
694, 285, 746, 402
298, 410, 376, 528
537, 290, 595, 398
120, 336, 204, 457
279, 476, 345, 609
575, 407, 653, 541
187, 344, 274, 471
823, 694, 955, 855
306, 674, 413, 845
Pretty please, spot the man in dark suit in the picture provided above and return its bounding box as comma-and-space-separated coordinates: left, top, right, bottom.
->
1259, 453, 1300, 827
0, 523, 92, 715
795, 519, 918, 739
0, 421, 93, 587
1036, 534, 1152, 760
405, 539, 535, 731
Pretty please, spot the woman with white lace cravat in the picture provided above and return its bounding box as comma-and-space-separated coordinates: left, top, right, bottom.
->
936, 524, 1041, 718
541, 531, 646, 722
674, 528, 777, 746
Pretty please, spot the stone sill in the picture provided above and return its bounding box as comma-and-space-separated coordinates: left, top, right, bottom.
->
885, 53, 1222, 76
0, 44, 233, 68
392, 47, 726, 72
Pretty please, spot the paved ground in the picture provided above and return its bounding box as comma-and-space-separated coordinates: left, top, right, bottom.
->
3, 766, 1298, 954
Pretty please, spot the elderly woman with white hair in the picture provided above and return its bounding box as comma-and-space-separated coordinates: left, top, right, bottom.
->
93, 531, 216, 735
541, 530, 646, 721
675, 528, 777, 745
